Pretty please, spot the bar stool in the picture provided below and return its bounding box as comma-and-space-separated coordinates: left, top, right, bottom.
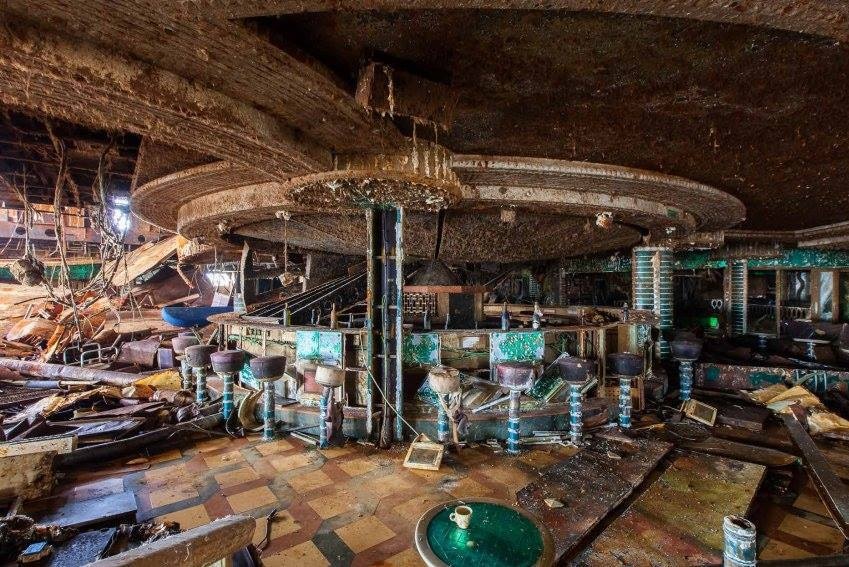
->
249, 356, 287, 441
185, 344, 217, 404
427, 366, 461, 444
211, 350, 244, 420
671, 340, 703, 402
315, 363, 345, 448
557, 357, 596, 446
172, 335, 199, 391
495, 362, 535, 455
607, 352, 643, 429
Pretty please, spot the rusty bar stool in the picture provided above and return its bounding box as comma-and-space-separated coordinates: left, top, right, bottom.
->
172, 335, 199, 391
211, 350, 245, 420
185, 344, 217, 404
607, 352, 643, 430
671, 339, 703, 402
427, 366, 461, 443
315, 364, 345, 448
495, 362, 535, 455
250, 356, 287, 441
558, 357, 596, 446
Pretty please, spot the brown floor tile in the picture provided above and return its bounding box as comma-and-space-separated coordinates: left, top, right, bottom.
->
393, 493, 451, 522
202, 449, 246, 469
365, 473, 417, 499
269, 452, 319, 472
777, 514, 844, 552
148, 482, 198, 509
156, 504, 210, 530
308, 490, 359, 519
793, 491, 830, 517
255, 439, 295, 456
252, 509, 302, 545
335, 515, 396, 553
320, 446, 357, 459
760, 538, 816, 560
288, 469, 333, 493
144, 463, 190, 486
146, 448, 183, 464
194, 437, 233, 453
338, 457, 379, 477
518, 450, 559, 469
380, 547, 426, 566
447, 477, 492, 499
262, 540, 329, 567
226, 485, 278, 514
214, 466, 260, 488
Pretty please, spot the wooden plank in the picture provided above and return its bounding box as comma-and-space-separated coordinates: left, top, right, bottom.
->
102, 236, 178, 288
578, 453, 765, 566
0, 433, 77, 457
0, 451, 55, 502
32, 490, 137, 529
516, 437, 672, 562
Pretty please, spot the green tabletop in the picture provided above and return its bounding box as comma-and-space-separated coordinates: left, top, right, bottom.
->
420, 500, 548, 567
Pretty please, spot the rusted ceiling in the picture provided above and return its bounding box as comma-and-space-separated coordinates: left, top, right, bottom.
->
257, 9, 849, 231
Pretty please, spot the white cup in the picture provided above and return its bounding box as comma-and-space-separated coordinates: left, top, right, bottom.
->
449, 505, 472, 529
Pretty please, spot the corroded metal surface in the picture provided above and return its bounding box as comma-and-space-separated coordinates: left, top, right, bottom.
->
577, 453, 765, 566
516, 436, 672, 562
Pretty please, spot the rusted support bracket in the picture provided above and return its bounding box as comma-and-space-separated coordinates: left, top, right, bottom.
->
782, 409, 849, 539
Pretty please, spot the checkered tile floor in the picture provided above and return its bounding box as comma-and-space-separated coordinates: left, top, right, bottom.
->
58, 436, 576, 566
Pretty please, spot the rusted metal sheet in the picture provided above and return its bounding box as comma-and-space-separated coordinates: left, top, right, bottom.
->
696, 363, 849, 392
0, 358, 140, 387
516, 436, 672, 562
577, 453, 765, 566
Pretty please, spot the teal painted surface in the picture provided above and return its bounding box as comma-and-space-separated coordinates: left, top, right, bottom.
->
560, 256, 631, 273
295, 330, 343, 365
425, 502, 545, 567
0, 264, 99, 281
490, 331, 545, 364
748, 248, 849, 269
403, 332, 440, 366
697, 363, 849, 392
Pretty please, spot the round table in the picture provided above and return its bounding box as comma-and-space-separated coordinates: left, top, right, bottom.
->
414, 497, 554, 567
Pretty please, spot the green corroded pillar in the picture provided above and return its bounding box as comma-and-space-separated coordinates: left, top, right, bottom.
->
729, 259, 748, 336
633, 247, 673, 359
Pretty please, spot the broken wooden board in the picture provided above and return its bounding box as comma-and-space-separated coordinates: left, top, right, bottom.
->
31, 490, 137, 529
0, 433, 77, 457
516, 436, 672, 562
577, 453, 765, 566
676, 437, 797, 467
102, 236, 178, 289
0, 451, 56, 502
716, 403, 771, 431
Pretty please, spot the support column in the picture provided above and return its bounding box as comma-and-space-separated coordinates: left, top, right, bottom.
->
632, 247, 673, 359
368, 207, 405, 447
729, 259, 748, 336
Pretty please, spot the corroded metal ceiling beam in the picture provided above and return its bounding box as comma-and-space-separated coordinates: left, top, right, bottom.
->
170, 1, 849, 42
0, 24, 328, 180
0, 0, 404, 154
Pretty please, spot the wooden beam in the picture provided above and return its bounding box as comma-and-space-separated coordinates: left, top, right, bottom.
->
88, 515, 255, 567
0, 434, 77, 457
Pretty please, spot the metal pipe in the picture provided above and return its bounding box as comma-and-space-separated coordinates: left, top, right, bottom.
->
437, 394, 450, 443
679, 359, 694, 401
569, 383, 583, 445
0, 357, 139, 386
507, 389, 521, 455
218, 371, 236, 420
194, 367, 209, 404
618, 376, 632, 429
179, 357, 192, 390
471, 393, 511, 414
319, 387, 330, 448
262, 379, 276, 441
723, 515, 756, 567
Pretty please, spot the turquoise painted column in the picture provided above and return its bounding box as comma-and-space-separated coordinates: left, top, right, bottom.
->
568, 383, 583, 445
618, 376, 632, 429
723, 515, 756, 567
507, 390, 521, 455
262, 379, 276, 441
437, 394, 450, 443
632, 247, 673, 359
679, 360, 694, 401
729, 260, 748, 336
318, 388, 330, 448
